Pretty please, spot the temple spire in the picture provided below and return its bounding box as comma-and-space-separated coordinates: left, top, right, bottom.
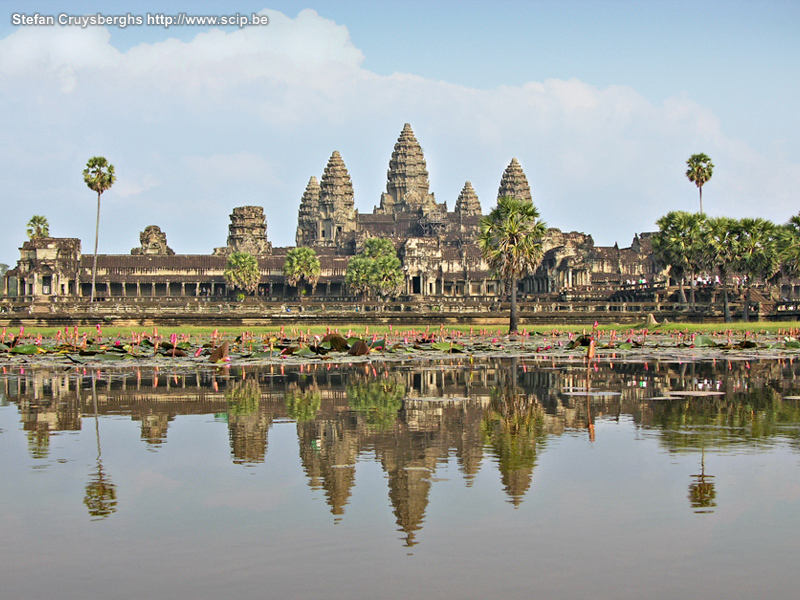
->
296, 176, 321, 246
454, 181, 481, 217
497, 158, 532, 203
317, 151, 356, 245
379, 123, 438, 214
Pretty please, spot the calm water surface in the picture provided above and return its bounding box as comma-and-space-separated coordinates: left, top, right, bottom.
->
2, 357, 800, 599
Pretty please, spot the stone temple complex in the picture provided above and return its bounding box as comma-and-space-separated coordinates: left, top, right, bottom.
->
3, 123, 663, 304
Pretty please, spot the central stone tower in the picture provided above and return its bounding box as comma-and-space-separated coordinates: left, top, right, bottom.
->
376, 123, 439, 215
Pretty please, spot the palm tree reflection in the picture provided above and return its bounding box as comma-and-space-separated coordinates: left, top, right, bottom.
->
483, 362, 546, 506
688, 448, 716, 514
84, 375, 117, 520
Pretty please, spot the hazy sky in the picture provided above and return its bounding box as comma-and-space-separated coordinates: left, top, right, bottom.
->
1, 0, 798, 265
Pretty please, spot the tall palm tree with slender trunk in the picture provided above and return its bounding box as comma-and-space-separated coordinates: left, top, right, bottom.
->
83, 157, 116, 302
686, 153, 714, 214
478, 196, 547, 334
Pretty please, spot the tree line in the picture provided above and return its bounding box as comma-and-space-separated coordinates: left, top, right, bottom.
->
652, 211, 800, 321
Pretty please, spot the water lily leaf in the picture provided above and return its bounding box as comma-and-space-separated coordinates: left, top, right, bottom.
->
161, 348, 188, 357
369, 338, 387, 350
9, 344, 47, 355
348, 340, 370, 356
97, 353, 129, 361
249, 351, 282, 358
106, 345, 129, 354
293, 347, 317, 358
431, 341, 465, 353
694, 335, 717, 347
322, 333, 349, 351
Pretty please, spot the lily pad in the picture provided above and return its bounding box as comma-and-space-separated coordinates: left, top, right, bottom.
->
292, 347, 317, 358
348, 340, 370, 356
10, 344, 48, 355
431, 341, 465, 353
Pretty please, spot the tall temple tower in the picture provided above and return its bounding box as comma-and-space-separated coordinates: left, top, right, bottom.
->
214, 205, 271, 256
296, 151, 357, 248
377, 123, 440, 215
454, 181, 482, 218
497, 158, 533, 203
296, 176, 321, 246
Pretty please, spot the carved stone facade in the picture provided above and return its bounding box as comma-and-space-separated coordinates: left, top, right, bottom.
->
3, 123, 664, 303
3, 237, 81, 298
213, 206, 272, 256
132, 225, 174, 256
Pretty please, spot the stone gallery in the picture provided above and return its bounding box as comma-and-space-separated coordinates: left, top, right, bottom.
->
3, 124, 660, 302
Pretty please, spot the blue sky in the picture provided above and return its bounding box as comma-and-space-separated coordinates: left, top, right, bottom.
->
1, 0, 798, 265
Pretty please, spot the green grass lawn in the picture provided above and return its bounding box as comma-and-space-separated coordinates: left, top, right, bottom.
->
7, 320, 800, 343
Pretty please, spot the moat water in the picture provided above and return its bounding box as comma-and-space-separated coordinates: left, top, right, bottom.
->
2, 357, 800, 599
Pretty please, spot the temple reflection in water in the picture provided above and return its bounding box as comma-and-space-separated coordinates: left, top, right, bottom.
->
4, 357, 800, 545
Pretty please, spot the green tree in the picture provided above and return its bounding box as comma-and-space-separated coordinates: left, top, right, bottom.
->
224, 251, 260, 295
345, 237, 404, 299
686, 153, 714, 214
706, 216, 739, 322
362, 237, 396, 259
26, 215, 50, 239
777, 214, 800, 299
345, 255, 373, 298
370, 253, 405, 297
652, 211, 707, 306
283, 246, 321, 300
477, 196, 547, 333
731, 218, 779, 322
83, 156, 116, 302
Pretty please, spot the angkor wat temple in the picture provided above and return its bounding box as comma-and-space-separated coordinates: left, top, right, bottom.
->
2, 123, 661, 303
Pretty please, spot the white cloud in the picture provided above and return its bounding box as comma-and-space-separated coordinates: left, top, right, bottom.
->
0, 8, 797, 264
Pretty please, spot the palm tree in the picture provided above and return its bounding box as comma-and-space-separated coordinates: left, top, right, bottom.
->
370, 253, 404, 298
283, 246, 321, 300
83, 157, 116, 302
478, 196, 547, 333
345, 255, 373, 299
361, 237, 396, 259
777, 215, 800, 299
345, 237, 404, 300
732, 218, 779, 322
706, 216, 738, 322
26, 215, 50, 239
686, 153, 714, 213
652, 211, 707, 307
224, 251, 261, 296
